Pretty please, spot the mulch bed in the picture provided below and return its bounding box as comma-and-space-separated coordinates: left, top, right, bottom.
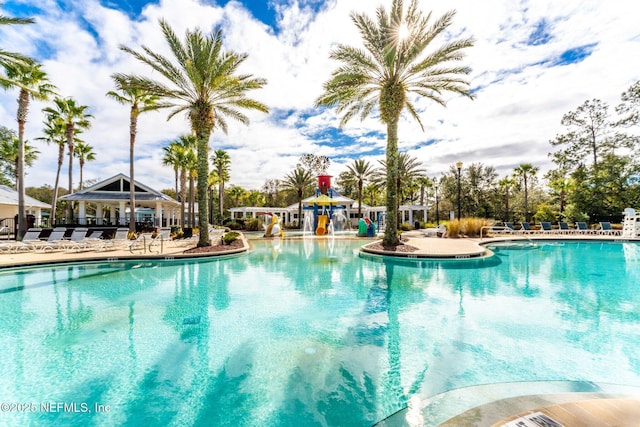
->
183, 238, 244, 254
365, 242, 419, 252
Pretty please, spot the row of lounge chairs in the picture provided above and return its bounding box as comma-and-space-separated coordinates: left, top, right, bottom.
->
495, 221, 622, 236
0, 227, 181, 255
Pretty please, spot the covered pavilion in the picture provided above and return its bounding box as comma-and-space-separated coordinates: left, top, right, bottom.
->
59, 174, 180, 228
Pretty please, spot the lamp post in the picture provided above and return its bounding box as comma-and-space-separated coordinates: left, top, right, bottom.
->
434, 180, 440, 225
456, 161, 463, 219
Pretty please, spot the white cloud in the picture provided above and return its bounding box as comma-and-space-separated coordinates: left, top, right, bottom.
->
1, 0, 639, 195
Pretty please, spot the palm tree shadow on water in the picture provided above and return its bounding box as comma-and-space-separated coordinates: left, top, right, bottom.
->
267, 261, 428, 427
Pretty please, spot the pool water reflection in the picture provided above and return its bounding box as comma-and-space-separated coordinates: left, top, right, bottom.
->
1, 239, 639, 426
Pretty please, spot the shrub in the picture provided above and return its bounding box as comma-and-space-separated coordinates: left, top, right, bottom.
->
446, 219, 461, 238
534, 204, 557, 223
221, 231, 240, 245
460, 217, 492, 237
562, 203, 589, 224
226, 221, 243, 230
399, 222, 412, 231
246, 218, 263, 231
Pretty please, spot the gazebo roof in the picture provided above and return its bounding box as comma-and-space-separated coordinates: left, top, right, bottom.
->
0, 185, 51, 209
59, 173, 179, 206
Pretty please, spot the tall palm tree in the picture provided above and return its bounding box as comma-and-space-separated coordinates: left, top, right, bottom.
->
513, 163, 539, 222
107, 74, 161, 232
0, 7, 34, 79
345, 159, 375, 219
0, 136, 39, 186
211, 150, 231, 222
74, 141, 95, 190
36, 118, 77, 224
120, 19, 268, 246
374, 153, 426, 210
498, 177, 516, 222
162, 143, 180, 197
282, 167, 314, 229
316, 1, 473, 246
42, 97, 93, 223
3, 62, 55, 237
164, 135, 196, 228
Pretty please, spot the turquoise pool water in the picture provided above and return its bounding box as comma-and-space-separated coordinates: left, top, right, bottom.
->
1, 239, 640, 426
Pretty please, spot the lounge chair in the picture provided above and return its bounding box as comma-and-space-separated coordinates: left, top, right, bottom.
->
539, 222, 553, 233
148, 228, 172, 253
27, 227, 69, 252
63, 227, 101, 252
575, 222, 593, 234
558, 222, 571, 234
520, 222, 536, 234
422, 224, 446, 237
95, 228, 130, 251
598, 222, 621, 236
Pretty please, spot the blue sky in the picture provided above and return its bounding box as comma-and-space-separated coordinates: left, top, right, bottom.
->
1, 0, 639, 192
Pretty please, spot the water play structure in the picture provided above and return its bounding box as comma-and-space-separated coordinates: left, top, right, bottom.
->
303, 175, 347, 236
262, 212, 284, 237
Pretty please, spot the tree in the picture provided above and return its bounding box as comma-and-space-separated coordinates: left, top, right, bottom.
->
0, 136, 39, 186
497, 177, 516, 222
164, 135, 196, 228
513, 163, 539, 222
297, 154, 330, 176
315, 1, 474, 246
211, 150, 231, 222
121, 19, 268, 246
74, 141, 95, 190
36, 117, 74, 224
615, 80, 640, 128
550, 99, 626, 168
0, 6, 34, 80
227, 185, 248, 208
3, 62, 55, 237
345, 159, 375, 219
261, 179, 281, 206
42, 97, 93, 223
107, 74, 161, 233
282, 167, 314, 229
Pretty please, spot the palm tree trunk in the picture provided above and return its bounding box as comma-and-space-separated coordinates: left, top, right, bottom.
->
357, 180, 363, 218
194, 128, 211, 247
66, 124, 75, 223
16, 90, 28, 239
129, 109, 137, 233
218, 181, 224, 222
51, 144, 64, 225
180, 170, 186, 228
383, 119, 400, 247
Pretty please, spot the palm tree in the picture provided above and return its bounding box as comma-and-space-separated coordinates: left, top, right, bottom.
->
0, 136, 39, 186
0, 7, 34, 78
227, 185, 248, 208
345, 159, 375, 219
315, 0, 474, 246
513, 163, 539, 222
120, 19, 268, 246
3, 62, 55, 237
107, 74, 161, 232
164, 135, 197, 228
162, 143, 180, 197
74, 141, 95, 190
282, 167, 314, 229
211, 150, 231, 223
36, 118, 76, 224
498, 177, 516, 222
42, 97, 93, 223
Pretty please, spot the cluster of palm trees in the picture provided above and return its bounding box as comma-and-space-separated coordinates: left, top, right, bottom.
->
4, 0, 475, 247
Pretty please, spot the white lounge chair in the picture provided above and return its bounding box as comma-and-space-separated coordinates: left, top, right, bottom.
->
422, 224, 446, 237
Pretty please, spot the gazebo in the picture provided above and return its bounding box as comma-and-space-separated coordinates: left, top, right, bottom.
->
59, 174, 180, 228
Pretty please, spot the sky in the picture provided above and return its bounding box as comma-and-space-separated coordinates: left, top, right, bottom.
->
1, 0, 639, 194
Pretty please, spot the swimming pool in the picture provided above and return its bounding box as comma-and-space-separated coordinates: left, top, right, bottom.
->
1, 239, 639, 426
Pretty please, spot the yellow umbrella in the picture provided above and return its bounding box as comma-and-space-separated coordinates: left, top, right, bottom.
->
309, 194, 338, 205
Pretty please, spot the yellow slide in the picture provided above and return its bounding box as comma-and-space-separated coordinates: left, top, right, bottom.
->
316, 215, 328, 235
